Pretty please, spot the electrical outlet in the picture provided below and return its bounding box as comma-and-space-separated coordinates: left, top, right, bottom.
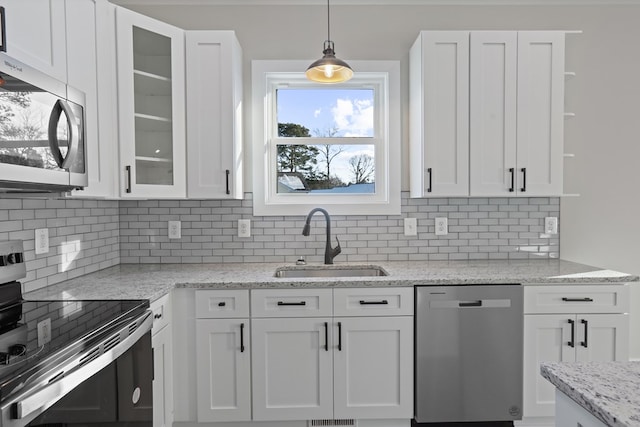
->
544, 217, 558, 234
37, 318, 51, 347
404, 218, 417, 236
238, 219, 251, 238
168, 221, 181, 239
435, 217, 448, 236
35, 228, 49, 255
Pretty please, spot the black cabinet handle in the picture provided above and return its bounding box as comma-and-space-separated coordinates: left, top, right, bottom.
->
324, 322, 328, 351
581, 319, 588, 348
459, 300, 482, 307
562, 297, 594, 302
359, 300, 388, 305
225, 169, 230, 195
509, 168, 515, 192
240, 323, 245, 352
218, 302, 226, 307
520, 167, 527, 192
338, 322, 342, 351
125, 165, 132, 193
427, 167, 432, 193
0, 7, 6, 52
277, 301, 306, 306
567, 319, 575, 348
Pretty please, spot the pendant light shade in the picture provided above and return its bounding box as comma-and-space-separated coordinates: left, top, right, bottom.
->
305, 0, 353, 83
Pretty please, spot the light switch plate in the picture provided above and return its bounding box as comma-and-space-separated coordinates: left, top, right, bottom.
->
404, 218, 417, 236
168, 221, 181, 239
35, 228, 49, 255
435, 217, 448, 236
238, 219, 251, 238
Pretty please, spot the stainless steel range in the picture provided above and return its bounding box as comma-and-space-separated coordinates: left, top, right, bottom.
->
0, 241, 153, 427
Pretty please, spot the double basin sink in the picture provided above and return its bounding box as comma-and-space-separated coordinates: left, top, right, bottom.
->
274, 265, 388, 278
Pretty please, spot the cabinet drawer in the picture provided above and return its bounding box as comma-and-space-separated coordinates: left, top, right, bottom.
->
196, 289, 250, 318
333, 287, 414, 316
524, 284, 629, 314
251, 289, 332, 317
150, 293, 172, 334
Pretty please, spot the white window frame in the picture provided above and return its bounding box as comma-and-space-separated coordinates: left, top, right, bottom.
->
251, 60, 401, 216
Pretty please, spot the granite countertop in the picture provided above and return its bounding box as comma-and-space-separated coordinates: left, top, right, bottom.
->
23, 259, 638, 302
541, 362, 640, 427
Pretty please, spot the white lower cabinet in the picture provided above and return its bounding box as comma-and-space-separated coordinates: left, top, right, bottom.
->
522, 285, 629, 422
195, 290, 252, 422
251, 317, 334, 421
151, 294, 173, 427
555, 390, 606, 427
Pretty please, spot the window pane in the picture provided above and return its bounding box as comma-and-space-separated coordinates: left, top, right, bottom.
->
276, 144, 375, 194
277, 89, 374, 138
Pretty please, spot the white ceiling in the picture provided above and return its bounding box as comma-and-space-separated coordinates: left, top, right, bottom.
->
110, 0, 640, 5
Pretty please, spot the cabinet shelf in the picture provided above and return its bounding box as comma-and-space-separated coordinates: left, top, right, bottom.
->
136, 156, 172, 164
135, 114, 172, 132
563, 153, 575, 158
134, 70, 172, 95
564, 112, 576, 118
564, 71, 576, 78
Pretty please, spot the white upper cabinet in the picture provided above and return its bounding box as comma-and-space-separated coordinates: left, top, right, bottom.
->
410, 31, 470, 197
470, 31, 565, 197
116, 7, 186, 198
0, 0, 67, 82
411, 30, 567, 198
185, 31, 243, 199
68, 0, 119, 198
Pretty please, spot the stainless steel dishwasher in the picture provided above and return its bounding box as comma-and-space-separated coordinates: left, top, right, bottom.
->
414, 285, 523, 425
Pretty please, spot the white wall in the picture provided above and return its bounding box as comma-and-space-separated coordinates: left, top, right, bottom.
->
126, 3, 640, 358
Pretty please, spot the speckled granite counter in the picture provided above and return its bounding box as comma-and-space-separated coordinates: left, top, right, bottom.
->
23, 259, 638, 302
541, 362, 640, 427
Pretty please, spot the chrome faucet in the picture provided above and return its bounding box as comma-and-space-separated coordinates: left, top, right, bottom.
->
302, 207, 341, 265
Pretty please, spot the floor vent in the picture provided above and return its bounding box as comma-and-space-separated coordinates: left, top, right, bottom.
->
308, 420, 356, 426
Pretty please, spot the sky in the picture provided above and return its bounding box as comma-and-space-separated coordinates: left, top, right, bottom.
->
276, 88, 376, 185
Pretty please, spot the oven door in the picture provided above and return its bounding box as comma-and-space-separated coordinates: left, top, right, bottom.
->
0, 310, 153, 427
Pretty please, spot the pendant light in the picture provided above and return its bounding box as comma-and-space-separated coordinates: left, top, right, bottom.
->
305, 0, 353, 83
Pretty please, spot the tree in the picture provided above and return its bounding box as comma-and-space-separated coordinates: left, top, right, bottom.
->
277, 122, 319, 179
313, 126, 345, 182
348, 154, 375, 184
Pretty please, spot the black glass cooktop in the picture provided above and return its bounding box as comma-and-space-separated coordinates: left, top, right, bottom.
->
0, 297, 149, 401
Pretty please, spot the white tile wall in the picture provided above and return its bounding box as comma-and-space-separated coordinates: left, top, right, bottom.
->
119, 193, 560, 264
0, 198, 120, 293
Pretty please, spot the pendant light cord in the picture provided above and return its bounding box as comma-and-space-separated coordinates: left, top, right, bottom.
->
326, 0, 331, 42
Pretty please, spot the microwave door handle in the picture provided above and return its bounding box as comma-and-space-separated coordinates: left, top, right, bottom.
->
12, 311, 153, 422
47, 99, 80, 170
0, 7, 6, 52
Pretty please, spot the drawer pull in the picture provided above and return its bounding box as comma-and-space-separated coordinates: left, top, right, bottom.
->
154, 313, 162, 319
277, 301, 306, 306
567, 319, 575, 348
218, 302, 226, 307
359, 300, 389, 305
338, 322, 342, 351
562, 297, 594, 302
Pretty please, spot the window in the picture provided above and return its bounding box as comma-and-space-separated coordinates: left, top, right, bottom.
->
252, 60, 400, 216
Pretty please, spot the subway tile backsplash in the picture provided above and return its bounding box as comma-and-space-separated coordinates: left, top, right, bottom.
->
119, 193, 560, 265
1, 193, 559, 292
0, 198, 120, 293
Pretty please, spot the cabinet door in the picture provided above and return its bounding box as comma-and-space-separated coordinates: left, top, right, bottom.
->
116, 7, 186, 198
555, 390, 607, 427
251, 317, 333, 421
152, 324, 174, 427
409, 31, 469, 197
516, 32, 565, 196
333, 316, 413, 419
523, 315, 576, 418
195, 319, 251, 422
470, 31, 518, 196
575, 314, 629, 362
1, 0, 67, 81
185, 31, 243, 199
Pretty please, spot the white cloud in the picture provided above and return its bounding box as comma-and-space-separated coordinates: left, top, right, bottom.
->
314, 108, 322, 118
331, 98, 373, 137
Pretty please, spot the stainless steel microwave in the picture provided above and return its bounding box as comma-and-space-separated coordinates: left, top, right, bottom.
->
0, 54, 87, 193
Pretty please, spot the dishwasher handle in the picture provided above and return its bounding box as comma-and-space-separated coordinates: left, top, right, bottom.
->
429, 299, 512, 309
459, 300, 482, 307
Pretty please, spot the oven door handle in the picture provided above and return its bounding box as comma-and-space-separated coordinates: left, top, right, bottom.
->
11, 310, 153, 424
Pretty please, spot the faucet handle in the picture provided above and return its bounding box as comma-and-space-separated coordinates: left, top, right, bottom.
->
332, 236, 342, 258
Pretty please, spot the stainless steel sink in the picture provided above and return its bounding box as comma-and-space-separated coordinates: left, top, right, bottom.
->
274, 265, 388, 278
